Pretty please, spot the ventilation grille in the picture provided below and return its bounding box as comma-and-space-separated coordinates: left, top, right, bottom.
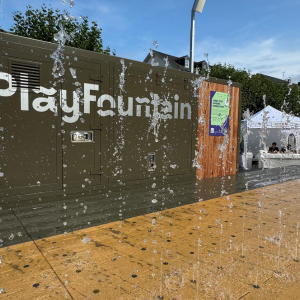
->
11, 60, 40, 89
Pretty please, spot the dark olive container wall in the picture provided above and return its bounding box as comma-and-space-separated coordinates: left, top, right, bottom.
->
0, 32, 241, 205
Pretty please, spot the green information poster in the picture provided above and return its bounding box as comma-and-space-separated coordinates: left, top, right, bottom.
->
209, 91, 230, 136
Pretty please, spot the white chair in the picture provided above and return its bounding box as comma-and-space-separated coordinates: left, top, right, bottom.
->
255, 150, 267, 169
241, 152, 253, 169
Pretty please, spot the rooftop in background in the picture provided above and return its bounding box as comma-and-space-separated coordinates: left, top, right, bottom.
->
143, 50, 206, 73
258, 74, 300, 86
143, 51, 300, 87
258, 73, 287, 84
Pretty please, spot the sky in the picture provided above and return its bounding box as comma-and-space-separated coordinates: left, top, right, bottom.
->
0, 0, 300, 83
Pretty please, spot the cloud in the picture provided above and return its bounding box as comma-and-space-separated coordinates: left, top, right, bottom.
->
292, 75, 300, 84
97, 5, 110, 14
194, 37, 300, 83
72, 2, 129, 31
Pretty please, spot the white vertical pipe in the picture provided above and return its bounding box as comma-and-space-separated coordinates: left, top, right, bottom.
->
189, 10, 195, 73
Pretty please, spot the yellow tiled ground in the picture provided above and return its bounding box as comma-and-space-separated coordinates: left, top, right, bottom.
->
1, 179, 300, 299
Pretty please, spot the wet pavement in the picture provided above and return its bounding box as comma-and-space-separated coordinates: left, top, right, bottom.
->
0, 166, 300, 299
1, 165, 300, 247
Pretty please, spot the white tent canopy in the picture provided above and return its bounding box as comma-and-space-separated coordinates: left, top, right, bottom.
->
241, 105, 300, 158
244, 105, 300, 128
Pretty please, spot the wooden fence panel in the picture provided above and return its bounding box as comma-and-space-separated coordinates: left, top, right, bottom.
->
197, 81, 240, 179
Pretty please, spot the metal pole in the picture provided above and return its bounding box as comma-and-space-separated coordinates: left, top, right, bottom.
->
245, 138, 248, 170
189, 9, 195, 73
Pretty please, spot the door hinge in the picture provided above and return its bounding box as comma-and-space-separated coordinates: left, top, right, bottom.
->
90, 124, 103, 130
184, 78, 188, 90
89, 74, 103, 83
156, 73, 161, 85
90, 170, 103, 175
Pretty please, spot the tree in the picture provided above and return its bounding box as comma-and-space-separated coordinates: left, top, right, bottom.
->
9, 4, 115, 55
201, 63, 300, 116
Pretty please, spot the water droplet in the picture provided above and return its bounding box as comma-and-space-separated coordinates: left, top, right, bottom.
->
9, 233, 14, 240
225, 96, 229, 107
82, 237, 90, 243
69, 67, 77, 78
151, 59, 159, 67
152, 199, 158, 204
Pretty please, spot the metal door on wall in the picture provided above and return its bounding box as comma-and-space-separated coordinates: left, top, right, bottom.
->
110, 62, 193, 185
61, 64, 103, 190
